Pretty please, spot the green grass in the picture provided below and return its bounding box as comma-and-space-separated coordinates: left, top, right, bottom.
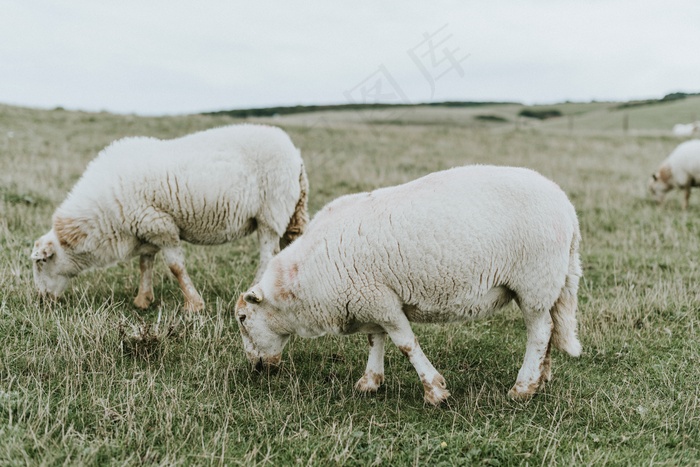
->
1, 101, 700, 465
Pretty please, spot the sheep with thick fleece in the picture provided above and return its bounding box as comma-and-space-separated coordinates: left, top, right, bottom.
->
31, 124, 308, 312
236, 165, 582, 404
649, 140, 700, 209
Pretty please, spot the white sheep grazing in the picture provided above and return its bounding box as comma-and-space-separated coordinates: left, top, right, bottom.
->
236, 165, 582, 404
673, 123, 695, 137
672, 122, 700, 137
649, 140, 700, 209
31, 124, 308, 312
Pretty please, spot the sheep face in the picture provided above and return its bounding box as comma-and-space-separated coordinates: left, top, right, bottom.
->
648, 172, 672, 203
235, 287, 290, 370
30, 231, 76, 299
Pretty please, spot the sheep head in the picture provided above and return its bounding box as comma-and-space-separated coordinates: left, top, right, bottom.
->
236, 285, 290, 370
648, 165, 673, 203
30, 230, 75, 299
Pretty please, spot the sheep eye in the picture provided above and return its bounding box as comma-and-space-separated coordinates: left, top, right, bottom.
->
238, 314, 246, 324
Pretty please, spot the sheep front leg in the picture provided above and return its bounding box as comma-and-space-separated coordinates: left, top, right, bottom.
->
385, 317, 450, 405
133, 253, 156, 309
255, 226, 281, 282
355, 333, 386, 392
162, 247, 204, 312
683, 185, 692, 210
508, 309, 553, 400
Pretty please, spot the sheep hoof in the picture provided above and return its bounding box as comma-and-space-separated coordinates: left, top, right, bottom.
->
134, 294, 153, 310
423, 374, 450, 405
424, 387, 450, 406
133, 292, 154, 310
354, 372, 384, 392
507, 383, 538, 401
184, 299, 205, 313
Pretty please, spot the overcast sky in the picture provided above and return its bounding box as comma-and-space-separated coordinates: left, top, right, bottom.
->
1, 0, 699, 115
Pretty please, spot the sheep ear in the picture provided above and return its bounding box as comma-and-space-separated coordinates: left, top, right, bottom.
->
243, 288, 264, 304
658, 166, 672, 183
31, 240, 55, 262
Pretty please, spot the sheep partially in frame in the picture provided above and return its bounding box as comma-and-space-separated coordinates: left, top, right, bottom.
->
31, 124, 308, 312
649, 140, 700, 209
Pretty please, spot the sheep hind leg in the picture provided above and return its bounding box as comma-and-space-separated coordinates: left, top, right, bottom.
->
384, 316, 450, 405
540, 341, 552, 385
508, 307, 553, 400
162, 247, 204, 313
254, 225, 281, 283
133, 253, 156, 309
355, 333, 386, 393
683, 185, 691, 210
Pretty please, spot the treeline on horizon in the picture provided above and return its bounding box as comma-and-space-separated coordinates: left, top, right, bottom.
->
202, 101, 518, 118
202, 92, 700, 119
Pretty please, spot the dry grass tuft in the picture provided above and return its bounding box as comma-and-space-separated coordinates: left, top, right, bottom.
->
118, 310, 183, 358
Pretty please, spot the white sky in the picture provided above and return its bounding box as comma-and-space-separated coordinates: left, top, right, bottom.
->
1, 0, 699, 115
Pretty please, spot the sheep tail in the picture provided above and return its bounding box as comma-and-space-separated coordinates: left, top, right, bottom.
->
280, 162, 309, 249
549, 227, 583, 357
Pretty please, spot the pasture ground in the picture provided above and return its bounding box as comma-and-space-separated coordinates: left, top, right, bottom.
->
1, 98, 700, 465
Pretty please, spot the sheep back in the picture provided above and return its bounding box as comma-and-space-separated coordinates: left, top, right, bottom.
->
53, 124, 304, 259
262, 165, 580, 328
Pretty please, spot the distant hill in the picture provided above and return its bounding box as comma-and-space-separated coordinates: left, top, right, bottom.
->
201, 101, 520, 118
201, 93, 700, 128
614, 92, 700, 110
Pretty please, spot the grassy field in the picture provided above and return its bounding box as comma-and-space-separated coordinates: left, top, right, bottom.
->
1, 99, 700, 465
